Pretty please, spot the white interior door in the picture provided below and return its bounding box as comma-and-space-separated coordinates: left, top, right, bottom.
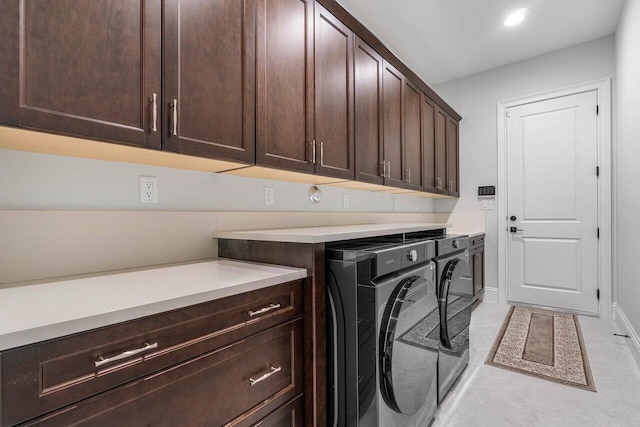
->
506, 90, 599, 314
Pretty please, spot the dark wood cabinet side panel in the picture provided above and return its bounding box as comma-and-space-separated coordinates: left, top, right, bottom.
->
218, 239, 325, 427
422, 95, 437, 193
354, 37, 384, 185
314, 4, 354, 180
382, 61, 405, 188
163, 0, 255, 163
13, 0, 162, 149
0, 1, 19, 126
404, 80, 423, 191
256, 0, 315, 173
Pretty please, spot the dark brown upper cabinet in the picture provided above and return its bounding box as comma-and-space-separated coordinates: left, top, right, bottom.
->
256, 0, 315, 174
403, 80, 423, 191
256, 0, 354, 180
313, 3, 355, 180
163, 0, 256, 163
435, 108, 449, 194
446, 117, 460, 196
354, 36, 384, 185
382, 60, 405, 188
0, 0, 162, 149
421, 95, 438, 194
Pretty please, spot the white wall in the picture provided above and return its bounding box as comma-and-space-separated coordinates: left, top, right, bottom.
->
614, 0, 640, 336
0, 147, 439, 283
433, 36, 616, 291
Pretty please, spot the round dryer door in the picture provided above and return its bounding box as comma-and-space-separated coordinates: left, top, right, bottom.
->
438, 256, 473, 351
379, 269, 438, 415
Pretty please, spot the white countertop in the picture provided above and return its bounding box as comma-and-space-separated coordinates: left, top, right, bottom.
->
448, 229, 485, 238
215, 223, 450, 244
0, 259, 307, 351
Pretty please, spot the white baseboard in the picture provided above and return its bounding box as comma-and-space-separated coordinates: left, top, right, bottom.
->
613, 303, 640, 369
483, 287, 499, 304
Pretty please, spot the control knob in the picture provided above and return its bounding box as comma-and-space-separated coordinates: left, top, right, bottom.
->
407, 249, 418, 262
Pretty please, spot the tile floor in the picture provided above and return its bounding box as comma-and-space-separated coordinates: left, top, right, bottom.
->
433, 302, 640, 427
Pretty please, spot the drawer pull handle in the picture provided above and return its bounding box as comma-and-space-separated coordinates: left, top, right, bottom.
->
249, 366, 282, 386
248, 303, 281, 317
95, 342, 158, 368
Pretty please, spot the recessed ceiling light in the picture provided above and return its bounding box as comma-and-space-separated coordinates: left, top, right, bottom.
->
504, 8, 528, 26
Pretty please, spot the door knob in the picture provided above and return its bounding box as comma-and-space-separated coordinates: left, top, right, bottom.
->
510, 216, 517, 221
510, 227, 523, 233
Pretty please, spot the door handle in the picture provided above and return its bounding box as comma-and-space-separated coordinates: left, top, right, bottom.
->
510, 227, 524, 233
150, 93, 157, 132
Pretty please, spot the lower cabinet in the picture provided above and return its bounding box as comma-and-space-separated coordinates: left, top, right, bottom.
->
2, 280, 304, 427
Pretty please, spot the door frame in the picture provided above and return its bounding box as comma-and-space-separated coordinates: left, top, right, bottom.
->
496, 78, 612, 319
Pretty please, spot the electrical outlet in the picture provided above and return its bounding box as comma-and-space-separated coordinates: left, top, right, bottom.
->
139, 176, 158, 203
481, 200, 493, 210
342, 194, 349, 209
264, 187, 274, 206
393, 197, 399, 211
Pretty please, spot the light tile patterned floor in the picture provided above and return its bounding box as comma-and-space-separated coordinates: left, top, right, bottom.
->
433, 302, 640, 427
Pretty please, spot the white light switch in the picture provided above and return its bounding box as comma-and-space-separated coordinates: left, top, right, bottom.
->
481, 200, 493, 210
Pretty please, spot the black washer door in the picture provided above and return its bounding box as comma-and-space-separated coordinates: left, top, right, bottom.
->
379, 273, 437, 415
438, 257, 472, 350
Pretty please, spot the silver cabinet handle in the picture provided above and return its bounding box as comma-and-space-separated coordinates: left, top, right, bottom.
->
150, 93, 158, 132
249, 366, 282, 386
380, 161, 386, 177
248, 303, 281, 317
170, 99, 178, 136
312, 140, 317, 164
95, 342, 158, 368
449, 180, 453, 191
320, 141, 324, 166
406, 168, 411, 183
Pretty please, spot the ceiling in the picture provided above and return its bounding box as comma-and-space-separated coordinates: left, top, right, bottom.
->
336, 0, 624, 85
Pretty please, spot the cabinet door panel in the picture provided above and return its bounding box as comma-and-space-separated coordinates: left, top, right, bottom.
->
447, 117, 459, 196
164, 0, 255, 163
314, 4, 354, 180
382, 61, 405, 188
422, 95, 438, 193
354, 37, 384, 185
404, 80, 423, 191
256, 0, 314, 173
435, 109, 448, 194
0, 0, 162, 148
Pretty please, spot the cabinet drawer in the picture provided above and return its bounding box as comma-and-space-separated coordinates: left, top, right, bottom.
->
20, 320, 304, 427
250, 395, 304, 427
3, 280, 303, 426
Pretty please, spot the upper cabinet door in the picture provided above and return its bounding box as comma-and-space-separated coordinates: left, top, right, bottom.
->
421, 95, 438, 193
446, 117, 460, 196
382, 61, 405, 188
0, 0, 162, 149
403, 80, 423, 191
314, 4, 354, 180
435, 109, 448, 194
255, 0, 315, 173
354, 37, 384, 185
163, 0, 255, 163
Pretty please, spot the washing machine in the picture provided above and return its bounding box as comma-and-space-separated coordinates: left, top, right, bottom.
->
326, 235, 440, 426
434, 234, 473, 403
